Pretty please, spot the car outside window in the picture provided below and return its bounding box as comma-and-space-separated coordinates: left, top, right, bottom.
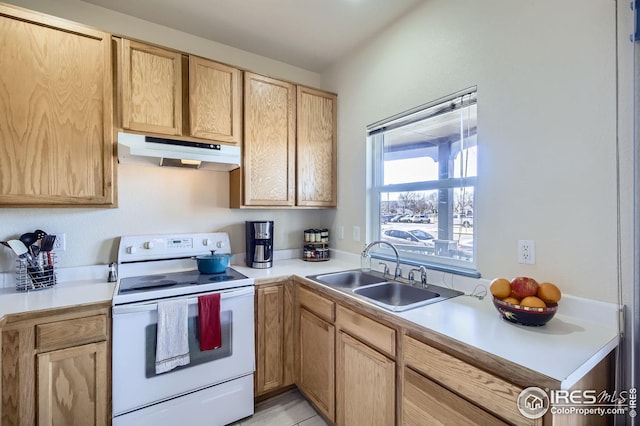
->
367, 88, 477, 274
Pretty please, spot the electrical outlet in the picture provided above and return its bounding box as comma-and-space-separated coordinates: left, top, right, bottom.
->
518, 239, 535, 264
52, 233, 66, 252
337, 226, 344, 240
353, 226, 361, 242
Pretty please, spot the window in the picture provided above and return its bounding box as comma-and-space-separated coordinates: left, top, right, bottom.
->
367, 88, 478, 275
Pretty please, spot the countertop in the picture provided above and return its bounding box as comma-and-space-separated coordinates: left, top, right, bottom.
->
0, 255, 619, 389
235, 257, 620, 390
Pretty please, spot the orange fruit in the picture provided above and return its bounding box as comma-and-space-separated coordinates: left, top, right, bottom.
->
490, 278, 511, 299
520, 296, 547, 308
537, 282, 561, 303
502, 296, 520, 305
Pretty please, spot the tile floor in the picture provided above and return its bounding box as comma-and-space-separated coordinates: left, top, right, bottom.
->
231, 390, 328, 426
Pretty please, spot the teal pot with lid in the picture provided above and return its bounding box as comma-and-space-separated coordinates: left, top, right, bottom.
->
195, 251, 230, 274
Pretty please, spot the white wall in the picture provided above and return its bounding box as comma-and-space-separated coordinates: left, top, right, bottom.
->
0, 0, 333, 271
323, 0, 619, 302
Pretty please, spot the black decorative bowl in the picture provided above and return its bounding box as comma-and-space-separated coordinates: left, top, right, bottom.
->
492, 297, 558, 326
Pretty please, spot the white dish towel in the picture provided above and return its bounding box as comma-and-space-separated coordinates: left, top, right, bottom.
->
155, 299, 191, 374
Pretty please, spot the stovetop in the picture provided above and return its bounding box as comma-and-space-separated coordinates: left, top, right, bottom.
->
114, 268, 252, 304
113, 232, 254, 305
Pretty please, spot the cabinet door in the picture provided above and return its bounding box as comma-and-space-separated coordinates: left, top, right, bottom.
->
189, 56, 242, 143
256, 284, 285, 395
296, 86, 337, 207
121, 39, 182, 135
0, 5, 114, 206
298, 308, 335, 422
403, 368, 508, 426
243, 72, 295, 206
336, 331, 395, 426
37, 341, 108, 426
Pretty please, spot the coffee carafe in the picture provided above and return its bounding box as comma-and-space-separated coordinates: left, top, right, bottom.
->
245, 221, 274, 269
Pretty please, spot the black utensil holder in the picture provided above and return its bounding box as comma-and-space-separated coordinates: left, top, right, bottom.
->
16, 253, 56, 291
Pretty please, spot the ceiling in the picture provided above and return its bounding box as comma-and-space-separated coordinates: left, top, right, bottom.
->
81, 0, 423, 72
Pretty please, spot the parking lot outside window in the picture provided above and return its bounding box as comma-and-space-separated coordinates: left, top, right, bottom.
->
367, 88, 478, 275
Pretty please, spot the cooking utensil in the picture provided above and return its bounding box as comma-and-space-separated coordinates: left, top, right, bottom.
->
40, 235, 56, 267
195, 251, 230, 274
8, 239, 44, 281
19, 232, 38, 248
7, 239, 28, 257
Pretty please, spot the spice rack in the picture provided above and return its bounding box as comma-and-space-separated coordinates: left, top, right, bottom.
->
303, 228, 330, 262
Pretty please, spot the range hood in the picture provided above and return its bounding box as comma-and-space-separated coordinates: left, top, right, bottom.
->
117, 132, 240, 171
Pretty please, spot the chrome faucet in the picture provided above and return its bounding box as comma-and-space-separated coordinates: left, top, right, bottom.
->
362, 240, 402, 279
408, 266, 428, 288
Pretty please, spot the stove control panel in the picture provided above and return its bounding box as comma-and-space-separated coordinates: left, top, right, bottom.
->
118, 233, 232, 263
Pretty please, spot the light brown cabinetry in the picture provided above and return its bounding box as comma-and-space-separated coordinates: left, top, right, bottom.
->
120, 39, 183, 135
188, 56, 242, 143
230, 74, 337, 208
0, 303, 110, 426
296, 86, 337, 207
336, 331, 395, 426
37, 341, 108, 426
403, 335, 539, 426
0, 4, 115, 206
403, 367, 507, 426
296, 286, 336, 422
335, 306, 396, 426
255, 281, 294, 397
236, 72, 296, 206
119, 39, 243, 144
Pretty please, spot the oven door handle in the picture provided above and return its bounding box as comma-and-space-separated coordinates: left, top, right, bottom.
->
112, 286, 254, 315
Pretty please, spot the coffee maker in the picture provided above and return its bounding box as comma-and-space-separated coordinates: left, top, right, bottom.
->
245, 221, 274, 269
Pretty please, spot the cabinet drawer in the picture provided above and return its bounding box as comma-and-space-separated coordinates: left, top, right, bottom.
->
404, 368, 508, 426
336, 305, 395, 358
404, 335, 536, 425
298, 286, 334, 322
36, 314, 108, 352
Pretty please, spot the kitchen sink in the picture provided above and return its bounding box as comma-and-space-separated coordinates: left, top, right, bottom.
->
352, 282, 463, 312
308, 270, 387, 289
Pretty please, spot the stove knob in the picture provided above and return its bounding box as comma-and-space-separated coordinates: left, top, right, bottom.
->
143, 241, 154, 249
202, 239, 210, 246
216, 241, 225, 249
127, 246, 137, 254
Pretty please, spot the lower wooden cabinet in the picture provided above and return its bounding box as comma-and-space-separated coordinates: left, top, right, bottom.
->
37, 341, 108, 426
336, 331, 395, 426
403, 367, 507, 426
255, 282, 294, 396
297, 307, 335, 422
0, 303, 110, 426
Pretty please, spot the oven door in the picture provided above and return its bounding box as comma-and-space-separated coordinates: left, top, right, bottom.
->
111, 286, 255, 416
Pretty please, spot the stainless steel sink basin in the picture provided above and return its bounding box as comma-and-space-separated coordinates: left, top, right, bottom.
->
352, 282, 463, 312
308, 270, 387, 289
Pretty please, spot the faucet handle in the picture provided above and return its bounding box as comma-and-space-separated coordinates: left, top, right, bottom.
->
394, 265, 402, 279
378, 262, 390, 277
408, 268, 421, 285
419, 266, 428, 286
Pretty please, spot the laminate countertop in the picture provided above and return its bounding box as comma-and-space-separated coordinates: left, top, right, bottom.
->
0, 256, 619, 390
234, 258, 620, 390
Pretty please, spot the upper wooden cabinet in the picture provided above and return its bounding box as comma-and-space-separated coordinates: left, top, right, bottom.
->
239, 72, 296, 206
120, 40, 182, 135
189, 56, 242, 143
230, 74, 337, 208
0, 5, 115, 206
119, 39, 242, 145
296, 86, 337, 207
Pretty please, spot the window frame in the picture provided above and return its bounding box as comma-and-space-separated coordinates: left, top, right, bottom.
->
366, 87, 480, 277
